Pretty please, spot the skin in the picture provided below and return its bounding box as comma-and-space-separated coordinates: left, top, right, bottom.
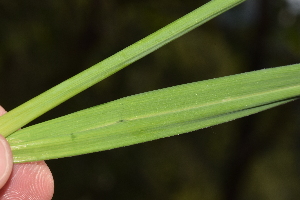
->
0, 106, 54, 200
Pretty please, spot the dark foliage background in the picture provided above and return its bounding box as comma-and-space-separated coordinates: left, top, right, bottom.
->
0, 0, 300, 199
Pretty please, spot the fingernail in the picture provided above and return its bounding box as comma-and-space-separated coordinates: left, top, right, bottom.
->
0, 135, 13, 188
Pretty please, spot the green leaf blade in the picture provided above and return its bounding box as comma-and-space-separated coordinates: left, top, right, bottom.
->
8, 64, 300, 163
0, 0, 246, 137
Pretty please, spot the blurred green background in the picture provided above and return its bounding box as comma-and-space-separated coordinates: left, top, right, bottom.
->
1, 0, 300, 199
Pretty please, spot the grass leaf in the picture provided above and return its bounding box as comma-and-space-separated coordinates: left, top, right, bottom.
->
0, 0, 246, 137
8, 64, 300, 163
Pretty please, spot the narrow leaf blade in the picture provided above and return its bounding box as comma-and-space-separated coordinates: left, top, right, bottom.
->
7, 64, 300, 163
0, 0, 246, 137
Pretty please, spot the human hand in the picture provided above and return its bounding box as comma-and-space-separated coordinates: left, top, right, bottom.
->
0, 106, 54, 199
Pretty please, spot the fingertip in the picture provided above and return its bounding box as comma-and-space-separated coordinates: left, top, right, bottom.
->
0, 161, 54, 200
0, 106, 7, 116
0, 135, 13, 189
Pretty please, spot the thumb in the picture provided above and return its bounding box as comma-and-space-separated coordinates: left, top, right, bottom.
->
0, 135, 13, 189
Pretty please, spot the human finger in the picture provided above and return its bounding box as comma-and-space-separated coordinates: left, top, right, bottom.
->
0, 161, 54, 200
0, 135, 13, 189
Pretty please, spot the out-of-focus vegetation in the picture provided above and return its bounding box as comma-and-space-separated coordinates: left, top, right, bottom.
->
0, 0, 299, 199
